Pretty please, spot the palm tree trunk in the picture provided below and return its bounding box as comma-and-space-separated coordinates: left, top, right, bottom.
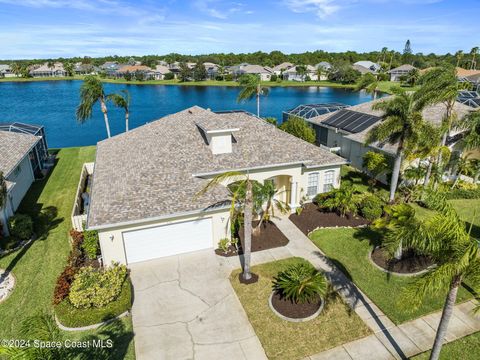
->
424, 161, 433, 187
256, 85, 260, 117
125, 110, 129, 132
243, 180, 253, 281
429, 275, 461, 360
373, 91, 378, 100
100, 99, 111, 138
389, 151, 403, 203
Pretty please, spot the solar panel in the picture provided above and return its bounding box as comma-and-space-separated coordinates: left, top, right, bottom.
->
322, 109, 381, 134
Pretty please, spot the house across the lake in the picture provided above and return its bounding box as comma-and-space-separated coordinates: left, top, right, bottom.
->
30, 62, 67, 77
388, 64, 416, 81
231, 64, 273, 81
0, 123, 49, 235
86, 106, 346, 265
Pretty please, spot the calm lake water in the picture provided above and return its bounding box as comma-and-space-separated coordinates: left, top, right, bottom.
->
0, 80, 376, 148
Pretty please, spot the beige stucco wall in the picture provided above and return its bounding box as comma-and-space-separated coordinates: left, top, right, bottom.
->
97, 163, 342, 266
98, 208, 231, 266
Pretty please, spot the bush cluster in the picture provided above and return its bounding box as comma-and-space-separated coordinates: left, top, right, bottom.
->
82, 230, 99, 260
359, 195, 384, 221
8, 214, 33, 240
443, 187, 480, 200
69, 264, 127, 308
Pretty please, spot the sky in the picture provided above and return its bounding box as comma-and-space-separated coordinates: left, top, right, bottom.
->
0, 0, 478, 59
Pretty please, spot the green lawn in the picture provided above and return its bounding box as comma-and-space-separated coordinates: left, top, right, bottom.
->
0, 147, 135, 359
230, 257, 371, 360
410, 331, 480, 360
309, 227, 473, 324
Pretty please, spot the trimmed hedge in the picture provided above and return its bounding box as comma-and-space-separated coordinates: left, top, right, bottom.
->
54, 278, 132, 328
444, 188, 480, 200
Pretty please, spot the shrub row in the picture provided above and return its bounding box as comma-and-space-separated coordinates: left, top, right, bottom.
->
443, 188, 480, 200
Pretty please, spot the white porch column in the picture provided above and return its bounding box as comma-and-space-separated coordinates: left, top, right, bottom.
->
289, 179, 298, 213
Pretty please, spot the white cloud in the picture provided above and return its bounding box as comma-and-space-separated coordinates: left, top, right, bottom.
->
283, 0, 344, 18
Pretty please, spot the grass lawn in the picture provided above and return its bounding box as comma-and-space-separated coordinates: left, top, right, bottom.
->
309, 227, 474, 324
410, 331, 480, 360
0, 147, 135, 359
377, 81, 419, 94
230, 257, 371, 360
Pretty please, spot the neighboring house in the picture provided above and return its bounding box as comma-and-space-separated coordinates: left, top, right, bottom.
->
282, 103, 350, 122
232, 64, 273, 81
352, 64, 376, 75
282, 65, 319, 81
306, 99, 472, 173
464, 73, 480, 92
74, 63, 95, 75
203, 62, 219, 79
152, 65, 171, 80
30, 62, 66, 77
455, 67, 480, 80
458, 90, 480, 109
388, 64, 416, 81
115, 65, 153, 79
353, 61, 381, 73
0, 125, 48, 235
0, 65, 17, 78
87, 106, 346, 265
272, 62, 294, 75
100, 62, 121, 76
316, 62, 332, 71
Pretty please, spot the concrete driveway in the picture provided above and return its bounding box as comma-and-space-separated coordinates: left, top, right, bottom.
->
129, 249, 266, 360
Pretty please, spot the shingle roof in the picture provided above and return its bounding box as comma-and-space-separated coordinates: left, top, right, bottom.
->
272, 62, 294, 72
307, 98, 472, 155
0, 131, 39, 176
88, 107, 346, 228
388, 64, 416, 73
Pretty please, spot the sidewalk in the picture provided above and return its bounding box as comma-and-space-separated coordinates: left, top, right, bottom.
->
227, 215, 480, 360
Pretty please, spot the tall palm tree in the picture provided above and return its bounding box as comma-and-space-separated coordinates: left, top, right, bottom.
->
316, 67, 325, 82
381, 47, 388, 63
470, 47, 479, 70
0, 172, 6, 209
108, 90, 131, 132
416, 64, 461, 170
237, 74, 269, 117
355, 73, 379, 99
463, 110, 480, 151
388, 192, 480, 360
296, 65, 307, 81
197, 171, 255, 281
455, 50, 464, 68
366, 87, 426, 202
76, 75, 112, 138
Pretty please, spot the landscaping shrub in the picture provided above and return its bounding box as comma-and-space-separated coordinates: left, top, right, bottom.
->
313, 191, 333, 206
53, 265, 77, 305
225, 74, 233, 81
443, 187, 480, 200
322, 187, 360, 217
218, 238, 230, 253
359, 195, 384, 221
273, 263, 327, 304
164, 72, 175, 80
55, 278, 132, 328
82, 229, 99, 260
8, 214, 33, 240
69, 264, 127, 308
270, 74, 278, 82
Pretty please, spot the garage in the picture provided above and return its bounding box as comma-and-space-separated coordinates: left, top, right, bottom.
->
122, 218, 213, 264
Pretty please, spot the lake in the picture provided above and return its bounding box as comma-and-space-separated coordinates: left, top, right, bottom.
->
0, 80, 376, 148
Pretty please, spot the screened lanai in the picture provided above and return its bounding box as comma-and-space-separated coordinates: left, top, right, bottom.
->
282, 103, 349, 122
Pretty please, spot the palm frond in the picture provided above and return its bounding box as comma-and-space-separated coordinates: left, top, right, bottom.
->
195, 171, 245, 198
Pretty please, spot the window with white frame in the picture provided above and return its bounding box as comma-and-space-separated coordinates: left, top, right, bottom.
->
323, 170, 335, 192
307, 173, 319, 197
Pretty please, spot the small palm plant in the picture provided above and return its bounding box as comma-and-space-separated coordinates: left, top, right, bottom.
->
273, 263, 327, 304
323, 187, 360, 217
255, 180, 290, 231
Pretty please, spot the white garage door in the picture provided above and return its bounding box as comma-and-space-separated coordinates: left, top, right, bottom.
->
123, 218, 213, 264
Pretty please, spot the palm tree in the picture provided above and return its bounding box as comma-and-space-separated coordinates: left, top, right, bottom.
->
416, 64, 461, 171
237, 74, 269, 117
355, 73, 379, 99
463, 110, 480, 151
388, 50, 395, 70
108, 90, 131, 132
381, 47, 388, 63
76, 75, 112, 138
470, 47, 479, 70
451, 155, 474, 188
387, 192, 480, 360
197, 171, 255, 281
296, 65, 307, 81
455, 50, 464, 68
316, 67, 325, 82
0, 172, 6, 209
366, 87, 426, 202
255, 180, 290, 230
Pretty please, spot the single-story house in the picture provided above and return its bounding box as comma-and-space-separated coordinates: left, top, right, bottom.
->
272, 62, 294, 75
353, 61, 381, 73
282, 65, 319, 81
458, 90, 480, 109
353, 64, 376, 75
87, 106, 346, 265
0, 126, 48, 235
74, 63, 95, 75
388, 64, 416, 81
305, 99, 473, 173
316, 62, 332, 71
203, 62, 219, 79
152, 65, 171, 80
0, 65, 17, 78
232, 64, 273, 81
30, 62, 66, 77
115, 65, 154, 79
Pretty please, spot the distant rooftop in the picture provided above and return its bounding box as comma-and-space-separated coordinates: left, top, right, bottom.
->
283, 103, 350, 122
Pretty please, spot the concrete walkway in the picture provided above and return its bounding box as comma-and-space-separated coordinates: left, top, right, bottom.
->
263, 216, 480, 360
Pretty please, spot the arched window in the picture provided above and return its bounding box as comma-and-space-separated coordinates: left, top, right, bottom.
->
307, 173, 319, 197
323, 170, 335, 192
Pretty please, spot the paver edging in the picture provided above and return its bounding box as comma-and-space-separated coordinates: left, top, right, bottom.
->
268, 291, 325, 323
368, 247, 435, 277
55, 310, 130, 331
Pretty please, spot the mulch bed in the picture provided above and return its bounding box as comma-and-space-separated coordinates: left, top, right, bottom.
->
371, 247, 434, 274
215, 220, 289, 257
289, 203, 370, 235
271, 291, 322, 319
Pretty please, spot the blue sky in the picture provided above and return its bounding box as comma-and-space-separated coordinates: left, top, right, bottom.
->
0, 0, 477, 59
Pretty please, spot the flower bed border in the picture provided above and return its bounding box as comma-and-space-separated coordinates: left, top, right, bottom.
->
268, 292, 325, 322
368, 247, 435, 277
55, 310, 130, 331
